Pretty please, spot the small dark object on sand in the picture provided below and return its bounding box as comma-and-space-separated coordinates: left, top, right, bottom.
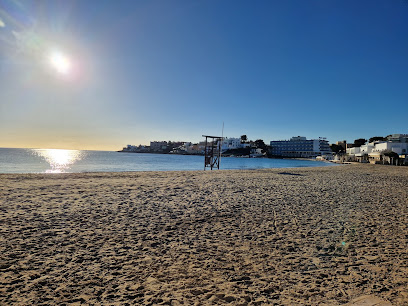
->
278, 172, 303, 176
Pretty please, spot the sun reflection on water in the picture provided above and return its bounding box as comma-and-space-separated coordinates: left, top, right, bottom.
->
33, 149, 83, 173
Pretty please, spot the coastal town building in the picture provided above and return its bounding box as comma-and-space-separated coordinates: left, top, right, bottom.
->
220, 138, 245, 152
387, 134, 408, 143
185, 142, 206, 154
346, 143, 376, 162
121, 144, 148, 152
346, 142, 408, 156
177, 142, 192, 153
150, 141, 168, 152
269, 136, 331, 158
125, 144, 137, 151
346, 138, 408, 164
335, 140, 352, 151
250, 148, 264, 157
371, 142, 408, 155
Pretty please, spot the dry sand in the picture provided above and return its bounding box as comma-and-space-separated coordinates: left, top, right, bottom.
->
0, 164, 407, 305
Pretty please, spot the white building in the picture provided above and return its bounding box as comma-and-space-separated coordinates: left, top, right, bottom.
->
250, 148, 264, 157
121, 144, 147, 152
179, 142, 192, 152
347, 140, 408, 163
126, 144, 137, 151
388, 134, 408, 143
346, 143, 376, 161
347, 141, 408, 156
220, 138, 245, 152
370, 142, 408, 155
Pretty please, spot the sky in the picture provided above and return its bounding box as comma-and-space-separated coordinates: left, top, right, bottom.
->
0, 0, 407, 151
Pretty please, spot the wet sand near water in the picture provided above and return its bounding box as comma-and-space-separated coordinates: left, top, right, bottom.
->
1, 164, 407, 305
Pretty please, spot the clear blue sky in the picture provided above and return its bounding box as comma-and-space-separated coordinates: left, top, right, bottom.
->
1, 0, 407, 150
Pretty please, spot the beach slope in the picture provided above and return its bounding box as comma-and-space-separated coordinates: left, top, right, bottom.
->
1, 164, 407, 305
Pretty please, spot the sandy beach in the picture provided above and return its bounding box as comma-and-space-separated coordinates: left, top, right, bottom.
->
1, 164, 407, 305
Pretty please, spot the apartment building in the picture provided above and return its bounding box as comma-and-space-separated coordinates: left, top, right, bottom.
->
269, 136, 331, 158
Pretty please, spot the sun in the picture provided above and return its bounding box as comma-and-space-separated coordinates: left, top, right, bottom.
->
50, 52, 71, 74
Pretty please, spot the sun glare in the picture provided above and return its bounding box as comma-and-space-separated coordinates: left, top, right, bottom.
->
34, 149, 83, 173
50, 52, 71, 74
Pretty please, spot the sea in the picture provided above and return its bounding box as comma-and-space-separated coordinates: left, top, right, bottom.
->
0, 148, 336, 174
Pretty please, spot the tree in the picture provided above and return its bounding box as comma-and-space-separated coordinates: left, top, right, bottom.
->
240, 135, 248, 143
384, 151, 399, 159
330, 144, 342, 153
384, 151, 399, 165
369, 136, 386, 143
353, 138, 367, 147
254, 139, 266, 148
254, 139, 267, 153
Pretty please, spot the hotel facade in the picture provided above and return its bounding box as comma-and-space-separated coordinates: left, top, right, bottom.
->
269, 136, 331, 158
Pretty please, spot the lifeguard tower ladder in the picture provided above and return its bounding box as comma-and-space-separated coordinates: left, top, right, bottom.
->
203, 135, 223, 170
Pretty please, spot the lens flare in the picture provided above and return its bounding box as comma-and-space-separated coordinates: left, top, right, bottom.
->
50, 52, 71, 74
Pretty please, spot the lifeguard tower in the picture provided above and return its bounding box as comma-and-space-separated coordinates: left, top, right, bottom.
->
202, 135, 223, 170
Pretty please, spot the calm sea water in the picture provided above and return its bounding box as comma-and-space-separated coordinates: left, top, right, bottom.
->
0, 148, 336, 174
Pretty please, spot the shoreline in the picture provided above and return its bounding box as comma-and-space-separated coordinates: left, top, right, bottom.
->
0, 166, 339, 177
0, 160, 338, 175
1, 164, 407, 305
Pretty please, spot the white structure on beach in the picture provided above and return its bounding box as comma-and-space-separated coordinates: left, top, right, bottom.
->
269, 136, 331, 158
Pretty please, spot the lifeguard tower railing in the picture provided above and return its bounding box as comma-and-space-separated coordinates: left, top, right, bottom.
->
202, 135, 223, 170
